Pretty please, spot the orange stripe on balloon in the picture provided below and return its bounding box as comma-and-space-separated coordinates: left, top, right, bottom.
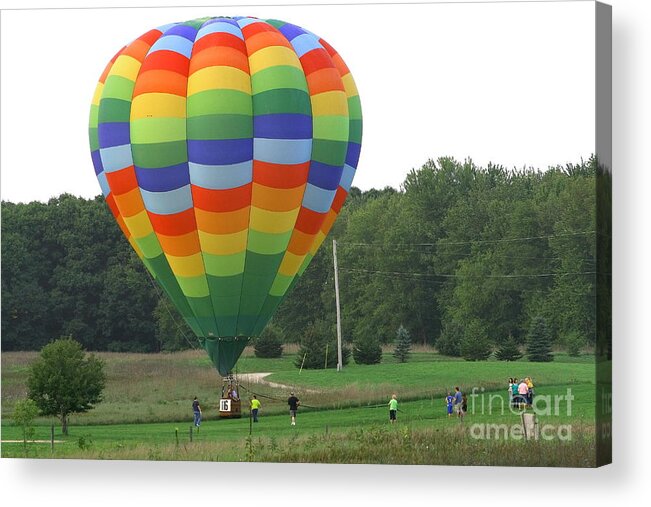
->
253, 161, 309, 189
157, 231, 202, 256
195, 207, 251, 235
113, 187, 145, 218
192, 32, 248, 56
192, 184, 252, 213
285, 229, 317, 256
306, 68, 345, 95
133, 69, 188, 97
188, 46, 251, 74
251, 184, 304, 212
148, 208, 197, 236
105, 166, 138, 196
245, 30, 293, 54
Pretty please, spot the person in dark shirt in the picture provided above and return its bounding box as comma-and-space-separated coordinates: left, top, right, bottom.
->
288, 392, 300, 426
192, 396, 202, 429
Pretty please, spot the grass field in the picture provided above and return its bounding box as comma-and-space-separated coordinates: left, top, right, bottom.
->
1, 348, 597, 465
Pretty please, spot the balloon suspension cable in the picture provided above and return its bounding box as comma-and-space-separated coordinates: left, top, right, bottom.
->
142, 268, 200, 350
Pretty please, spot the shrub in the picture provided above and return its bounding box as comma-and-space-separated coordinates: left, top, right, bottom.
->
436, 322, 462, 357
565, 331, 586, 357
254, 324, 284, 358
460, 320, 493, 361
526, 316, 554, 362
352, 329, 382, 365
495, 335, 523, 361
393, 325, 412, 363
295, 321, 350, 369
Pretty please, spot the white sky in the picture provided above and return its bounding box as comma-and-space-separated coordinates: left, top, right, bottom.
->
0, 1, 595, 203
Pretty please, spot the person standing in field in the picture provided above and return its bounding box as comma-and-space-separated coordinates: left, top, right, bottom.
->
445, 391, 454, 418
288, 392, 300, 426
388, 394, 398, 423
250, 395, 261, 422
454, 386, 464, 420
517, 379, 529, 409
192, 396, 202, 430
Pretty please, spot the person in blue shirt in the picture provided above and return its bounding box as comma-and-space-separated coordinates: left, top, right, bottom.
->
454, 386, 464, 420
445, 391, 454, 418
192, 396, 202, 430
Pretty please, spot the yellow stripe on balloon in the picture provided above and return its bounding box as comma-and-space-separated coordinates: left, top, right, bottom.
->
198, 229, 248, 255
188, 66, 252, 95
165, 252, 206, 278
341, 73, 359, 97
110, 54, 141, 81
310, 90, 348, 117
249, 207, 300, 234
248, 46, 302, 75
123, 210, 154, 239
91, 83, 104, 107
131, 93, 186, 120
277, 251, 305, 277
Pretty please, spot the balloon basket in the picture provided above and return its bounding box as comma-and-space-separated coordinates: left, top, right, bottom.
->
219, 374, 242, 419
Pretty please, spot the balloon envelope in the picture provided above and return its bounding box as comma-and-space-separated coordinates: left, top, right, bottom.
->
89, 16, 362, 375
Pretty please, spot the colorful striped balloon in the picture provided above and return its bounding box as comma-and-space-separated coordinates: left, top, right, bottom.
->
88, 16, 362, 375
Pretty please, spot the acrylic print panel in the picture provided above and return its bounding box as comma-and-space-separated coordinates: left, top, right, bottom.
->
0, 0, 611, 467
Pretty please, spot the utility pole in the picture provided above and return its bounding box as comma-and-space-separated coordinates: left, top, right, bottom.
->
333, 239, 343, 371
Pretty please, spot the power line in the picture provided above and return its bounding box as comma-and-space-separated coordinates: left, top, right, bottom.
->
338, 230, 596, 248
340, 267, 597, 279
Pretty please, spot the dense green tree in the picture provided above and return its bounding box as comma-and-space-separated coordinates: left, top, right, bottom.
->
295, 320, 350, 369
254, 323, 284, 358
352, 324, 383, 365
393, 325, 412, 363
526, 316, 554, 362
460, 319, 493, 361
27, 338, 106, 435
495, 335, 523, 361
12, 398, 39, 454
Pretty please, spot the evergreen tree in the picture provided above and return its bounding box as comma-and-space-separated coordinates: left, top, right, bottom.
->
436, 321, 463, 357
393, 325, 412, 363
254, 323, 284, 358
495, 334, 523, 361
295, 321, 350, 369
526, 316, 554, 362
352, 327, 383, 365
460, 320, 493, 361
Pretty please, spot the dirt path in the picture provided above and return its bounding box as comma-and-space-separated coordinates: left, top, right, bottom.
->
238, 372, 321, 393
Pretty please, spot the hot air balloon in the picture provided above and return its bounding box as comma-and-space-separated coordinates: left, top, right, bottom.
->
88, 16, 362, 387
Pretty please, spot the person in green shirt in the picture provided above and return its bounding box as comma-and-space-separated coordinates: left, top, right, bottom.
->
250, 395, 261, 422
388, 394, 398, 423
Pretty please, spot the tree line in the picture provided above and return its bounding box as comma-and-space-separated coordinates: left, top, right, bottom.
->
1, 156, 598, 357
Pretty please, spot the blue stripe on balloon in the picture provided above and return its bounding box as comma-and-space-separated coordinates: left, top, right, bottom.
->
147, 35, 194, 58
189, 161, 253, 190
302, 183, 336, 214
339, 164, 356, 192
155, 23, 177, 33
135, 164, 191, 192
97, 171, 110, 197
235, 17, 260, 29
164, 24, 198, 41
345, 142, 362, 167
307, 161, 343, 190
253, 138, 312, 165
187, 139, 253, 165
276, 22, 306, 41
98, 122, 130, 148
290, 33, 324, 57
253, 114, 312, 140
197, 19, 243, 40
140, 185, 193, 215
100, 144, 134, 173
91, 150, 104, 176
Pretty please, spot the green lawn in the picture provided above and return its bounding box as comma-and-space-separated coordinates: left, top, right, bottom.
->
1, 350, 598, 465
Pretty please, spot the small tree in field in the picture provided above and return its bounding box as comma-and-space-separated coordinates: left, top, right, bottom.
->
460, 320, 493, 361
254, 324, 284, 358
564, 331, 585, 357
393, 325, 412, 363
526, 316, 554, 362
27, 337, 106, 435
352, 327, 383, 365
13, 398, 39, 454
496, 334, 523, 362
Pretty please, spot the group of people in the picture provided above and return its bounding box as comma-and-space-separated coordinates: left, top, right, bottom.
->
191, 392, 299, 427
445, 387, 467, 420
509, 377, 535, 408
